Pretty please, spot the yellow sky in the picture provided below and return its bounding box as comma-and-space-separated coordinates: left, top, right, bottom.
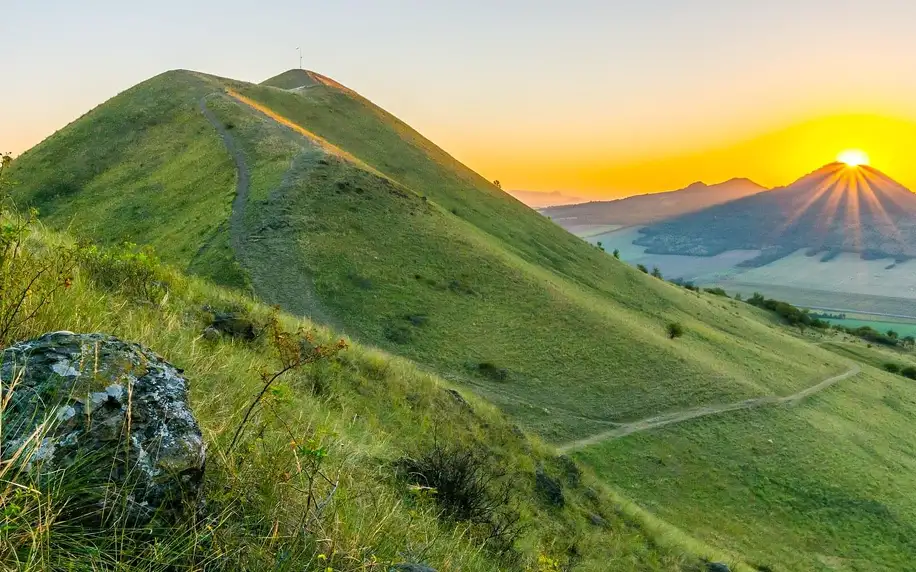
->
454, 113, 916, 199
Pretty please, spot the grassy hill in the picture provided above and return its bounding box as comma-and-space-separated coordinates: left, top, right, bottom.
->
10, 67, 916, 568
8, 68, 851, 442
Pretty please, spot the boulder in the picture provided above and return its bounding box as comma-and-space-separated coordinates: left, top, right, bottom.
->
1, 332, 205, 524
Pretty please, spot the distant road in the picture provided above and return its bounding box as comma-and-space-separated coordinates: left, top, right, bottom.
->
557, 365, 861, 453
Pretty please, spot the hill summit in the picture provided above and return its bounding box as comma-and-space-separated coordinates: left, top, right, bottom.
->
636, 162, 916, 263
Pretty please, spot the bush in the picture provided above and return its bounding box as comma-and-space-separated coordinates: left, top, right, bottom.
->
746, 292, 829, 330
384, 322, 413, 344
704, 287, 729, 297
0, 208, 76, 345
78, 242, 176, 304
651, 266, 663, 279
397, 441, 524, 552
884, 363, 901, 374
902, 366, 916, 380
666, 322, 684, 339
478, 361, 509, 381
636, 264, 649, 274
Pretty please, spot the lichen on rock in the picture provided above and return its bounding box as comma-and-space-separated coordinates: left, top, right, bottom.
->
0, 332, 206, 524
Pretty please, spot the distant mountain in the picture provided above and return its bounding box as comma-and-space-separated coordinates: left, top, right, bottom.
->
507, 189, 585, 208
636, 163, 916, 263
541, 178, 765, 228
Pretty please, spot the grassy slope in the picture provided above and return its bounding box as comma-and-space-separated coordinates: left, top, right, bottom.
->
7, 71, 246, 289
577, 335, 916, 571
202, 73, 850, 441
9, 68, 851, 441
4, 222, 725, 572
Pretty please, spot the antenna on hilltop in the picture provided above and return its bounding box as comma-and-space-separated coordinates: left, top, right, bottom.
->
297, 47, 302, 69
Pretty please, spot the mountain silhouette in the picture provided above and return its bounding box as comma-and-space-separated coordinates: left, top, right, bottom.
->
542, 178, 765, 228
635, 163, 916, 263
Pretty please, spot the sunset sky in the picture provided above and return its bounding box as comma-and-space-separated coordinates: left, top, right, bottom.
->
5, 1, 916, 199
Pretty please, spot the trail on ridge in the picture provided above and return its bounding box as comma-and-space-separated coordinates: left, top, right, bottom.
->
557, 365, 861, 454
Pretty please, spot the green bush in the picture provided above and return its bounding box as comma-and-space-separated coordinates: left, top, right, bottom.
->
636, 264, 649, 274
884, 363, 901, 374
78, 242, 178, 304
666, 322, 684, 339
902, 366, 916, 380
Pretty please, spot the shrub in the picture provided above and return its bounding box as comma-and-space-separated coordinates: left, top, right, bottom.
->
666, 322, 684, 339
78, 242, 176, 304
535, 466, 564, 507
384, 322, 413, 344
612, 249, 620, 259
884, 363, 901, 374
651, 266, 663, 279
704, 287, 729, 297
636, 264, 648, 274
902, 366, 916, 380
397, 441, 524, 552
0, 206, 76, 344
478, 361, 509, 381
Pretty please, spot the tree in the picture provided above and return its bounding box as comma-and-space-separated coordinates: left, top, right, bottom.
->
651, 266, 663, 279
666, 322, 684, 339
903, 335, 915, 348
734, 293, 742, 301
636, 264, 648, 274
596, 241, 605, 252
493, 180, 502, 189
887, 330, 899, 339
612, 249, 620, 259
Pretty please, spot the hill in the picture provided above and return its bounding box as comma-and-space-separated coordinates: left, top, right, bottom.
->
8, 68, 843, 442
542, 178, 766, 230
12, 67, 916, 568
506, 189, 586, 208
636, 163, 916, 264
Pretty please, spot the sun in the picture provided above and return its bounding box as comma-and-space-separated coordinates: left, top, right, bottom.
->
838, 149, 869, 167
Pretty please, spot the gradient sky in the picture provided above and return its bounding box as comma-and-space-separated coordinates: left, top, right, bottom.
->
6, 0, 916, 198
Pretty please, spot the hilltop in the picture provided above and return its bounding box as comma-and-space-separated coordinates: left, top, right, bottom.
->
636, 163, 916, 263
542, 178, 765, 230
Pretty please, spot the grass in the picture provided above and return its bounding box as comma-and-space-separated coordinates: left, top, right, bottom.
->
11, 66, 916, 569
0, 218, 720, 571
576, 365, 916, 570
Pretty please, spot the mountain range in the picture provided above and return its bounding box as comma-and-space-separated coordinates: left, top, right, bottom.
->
636, 162, 916, 264
542, 178, 766, 228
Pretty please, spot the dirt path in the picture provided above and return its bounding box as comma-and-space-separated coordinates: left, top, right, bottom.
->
198, 94, 340, 328
557, 365, 861, 454
199, 95, 250, 257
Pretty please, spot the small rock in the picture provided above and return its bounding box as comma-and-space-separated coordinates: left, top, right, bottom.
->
210, 312, 257, 340
202, 326, 221, 341
1, 332, 206, 525
589, 513, 607, 527
535, 465, 565, 507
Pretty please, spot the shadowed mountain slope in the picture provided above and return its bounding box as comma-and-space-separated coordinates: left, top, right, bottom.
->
637, 163, 916, 263
543, 178, 766, 228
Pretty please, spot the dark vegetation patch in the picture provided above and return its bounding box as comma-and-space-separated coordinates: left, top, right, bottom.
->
475, 362, 509, 382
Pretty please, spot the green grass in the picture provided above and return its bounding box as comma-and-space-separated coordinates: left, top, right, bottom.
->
575, 361, 916, 571
13, 67, 916, 570
0, 220, 719, 571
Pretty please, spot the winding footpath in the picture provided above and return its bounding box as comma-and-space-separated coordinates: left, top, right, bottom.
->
557, 365, 861, 454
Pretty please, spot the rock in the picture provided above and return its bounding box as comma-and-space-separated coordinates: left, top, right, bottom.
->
445, 388, 472, 412
390, 565, 436, 572
589, 513, 608, 527
1, 332, 205, 525
210, 311, 257, 340
535, 465, 565, 507
556, 454, 582, 487
202, 326, 220, 341
706, 563, 731, 572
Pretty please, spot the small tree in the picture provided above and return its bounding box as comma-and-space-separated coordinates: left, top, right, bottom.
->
493, 180, 502, 189
887, 330, 899, 339
612, 249, 620, 259
666, 322, 684, 339
636, 264, 649, 274
596, 241, 605, 252
903, 335, 915, 348
651, 266, 663, 279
